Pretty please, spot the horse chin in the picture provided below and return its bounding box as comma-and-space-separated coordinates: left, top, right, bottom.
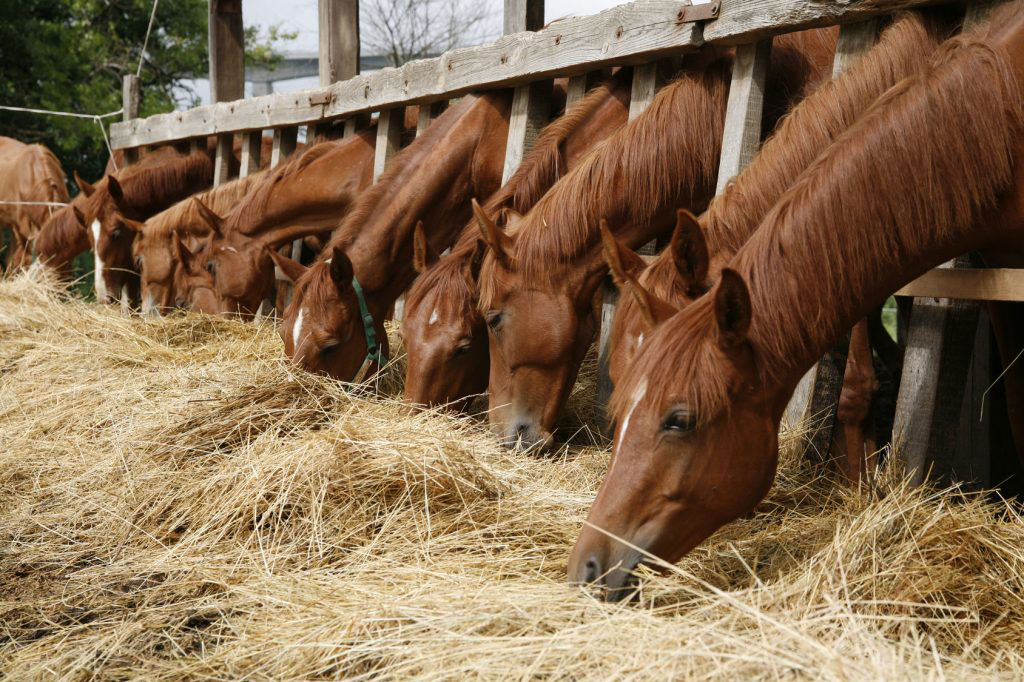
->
497, 421, 554, 453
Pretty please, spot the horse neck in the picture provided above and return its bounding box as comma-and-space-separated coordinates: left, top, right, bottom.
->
703, 13, 946, 262
347, 92, 512, 304
735, 26, 1024, 408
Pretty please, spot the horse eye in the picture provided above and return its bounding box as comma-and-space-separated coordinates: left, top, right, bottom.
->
452, 340, 472, 358
485, 311, 503, 331
320, 341, 340, 356
206, 261, 216, 276
135, 256, 143, 269
661, 409, 697, 435
111, 228, 122, 239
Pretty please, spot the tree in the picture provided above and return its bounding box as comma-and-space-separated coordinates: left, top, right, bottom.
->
361, 0, 498, 67
0, 0, 291, 185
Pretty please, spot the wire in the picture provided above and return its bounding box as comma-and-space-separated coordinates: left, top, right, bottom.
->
137, 0, 160, 78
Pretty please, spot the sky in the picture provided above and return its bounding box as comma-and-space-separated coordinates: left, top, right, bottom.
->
185, 0, 629, 105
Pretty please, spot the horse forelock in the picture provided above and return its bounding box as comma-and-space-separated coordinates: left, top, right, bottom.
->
406, 239, 479, 325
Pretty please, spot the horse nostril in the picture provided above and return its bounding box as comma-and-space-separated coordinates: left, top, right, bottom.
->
584, 558, 600, 584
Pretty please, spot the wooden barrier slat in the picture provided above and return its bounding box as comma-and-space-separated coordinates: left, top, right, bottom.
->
564, 74, 589, 109
716, 39, 772, 193
213, 134, 234, 186
416, 101, 448, 137
239, 131, 262, 177
373, 108, 404, 182
896, 267, 1024, 302
270, 127, 298, 167
501, 0, 549, 185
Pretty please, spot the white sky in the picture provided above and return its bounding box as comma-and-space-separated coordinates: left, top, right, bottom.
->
186, 0, 627, 105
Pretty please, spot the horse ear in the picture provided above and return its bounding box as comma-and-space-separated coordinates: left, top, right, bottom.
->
473, 198, 513, 268
173, 232, 197, 274
328, 246, 354, 290
72, 206, 86, 228
412, 220, 438, 274
499, 207, 525, 232
670, 209, 709, 297
466, 237, 487, 285
267, 245, 308, 284
122, 218, 145, 234
600, 218, 667, 332
192, 197, 224, 238
74, 170, 95, 198
106, 175, 125, 205
714, 268, 752, 349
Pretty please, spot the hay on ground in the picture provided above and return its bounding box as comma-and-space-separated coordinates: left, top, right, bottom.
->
1, 269, 1024, 680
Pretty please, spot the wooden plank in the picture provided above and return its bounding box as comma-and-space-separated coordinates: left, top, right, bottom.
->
270, 127, 298, 167
111, 1, 709, 149
343, 113, 371, 138
189, 138, 205, 155
213, 134, 234, 186
502, 81, 553, 183
565, 74, 589, 109
208, 0, 245, 103
505, 0, 545, 34
318, 0, 359, 86
716, 39, 772, 194
239, 131, 262, 177
373, 108, 404, 182
122, 75, 140, 164
416, 101, 448, 137
629, 62, 661, 256
896, 267, 1024, 302
783, 19, 879, 434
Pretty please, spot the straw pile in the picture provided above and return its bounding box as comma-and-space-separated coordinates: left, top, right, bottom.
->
2, 269, 1024, 680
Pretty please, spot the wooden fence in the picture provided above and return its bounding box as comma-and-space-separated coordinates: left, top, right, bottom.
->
109, 0, 1018, 488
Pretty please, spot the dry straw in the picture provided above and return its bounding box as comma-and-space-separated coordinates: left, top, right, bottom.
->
2, 269, 1024, 680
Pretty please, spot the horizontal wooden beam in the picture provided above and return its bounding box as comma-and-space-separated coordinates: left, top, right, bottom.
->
111, 0, 945, 150
896, 268, 1024, 303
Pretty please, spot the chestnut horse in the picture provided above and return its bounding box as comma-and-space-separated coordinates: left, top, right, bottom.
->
178, 128, 380, 318
401, 69, 633, 410
604, 11, 951, 478
275, 91, 516, 381
476, 30, 837, 450
0, 137, 68, 272
570, 5, 1024, 600
134, 169, 269, 314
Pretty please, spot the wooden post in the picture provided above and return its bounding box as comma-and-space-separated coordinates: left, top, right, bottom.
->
783, 19, 879, 446
239, 131, 262, 177
209, 0, 244, 187
501, 0, 549, 184
122, 75, 140, 165
416, 101, 449, 137
270, 127, 298, 167
715, 39, 772, 193
596, 61, 665, 411
565, 75, 589, 110
892, 3, 997, 484
318, 0, 359, 86
373, 108, 404, 182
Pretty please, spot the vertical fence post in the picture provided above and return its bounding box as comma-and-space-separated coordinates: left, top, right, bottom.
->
239, 132, 262, 177
783, 20, 880, 460
596, 62, 665, 410
209, 0, 244, 186
416, 101, 449, 137
317, 0, 359, 140
893, 2, 1000, 484
501, 0, 549, 183
121, 75, 140, 165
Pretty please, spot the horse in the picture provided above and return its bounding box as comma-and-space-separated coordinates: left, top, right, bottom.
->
134, 169, 269, 314
273, 90, 520, 382
177, 127, 381, 318
569, 4, 1024, 600
603, 11, 952, 480
475, 29, 838, 450
400, 68, 633, 411
0, 137, 68, 272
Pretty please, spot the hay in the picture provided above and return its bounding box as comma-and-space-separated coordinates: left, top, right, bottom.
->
2, 269, 1024, 680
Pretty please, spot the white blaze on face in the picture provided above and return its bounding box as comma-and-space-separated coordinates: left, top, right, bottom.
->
91, 219, 107, 301
292, 308, 305, 351
428, 308, 439, 326
637, 333, 644, 349
609, 378, 648, 479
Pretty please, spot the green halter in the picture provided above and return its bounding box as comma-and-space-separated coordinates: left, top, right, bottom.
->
351, 275, 387, 384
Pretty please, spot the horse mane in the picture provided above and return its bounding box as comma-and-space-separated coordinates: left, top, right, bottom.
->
405, 71, 632, 319
95, 151, 213, 214
225, 140, 341, 236
616, 22, 1024, 425
703, 10, 950, 257
145, 169, 268, 238
35, 192, 93, 263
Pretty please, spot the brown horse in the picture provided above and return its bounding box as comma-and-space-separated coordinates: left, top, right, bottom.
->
401, 69, 633, 410
275, 91, 516, 382
569, 6, 1024, 600
604, 11, 951, 478
476, 30, 837, 450
134, 169, 269, 314
0, 137, 68, 272
179, 129, 379, 318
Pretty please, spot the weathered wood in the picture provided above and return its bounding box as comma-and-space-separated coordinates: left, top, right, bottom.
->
213, 134, 234, 186
630, 62, 661, 256
111, 1, 711, 149
565, 75, 589, 109
505, 0, 545, 35
416, 101, 449, 137
208, 0, 245, 103
319, 0, 359, 86
502, 81, 553, 183
783, 19, 879, 434
896, 267, 1024, 302
373, 108, 404, 182
716, 39, 772, 193
270, 127, 298, 167
189, 138, 205, 155
122, 75, 140, 164
239, 131, 262, 177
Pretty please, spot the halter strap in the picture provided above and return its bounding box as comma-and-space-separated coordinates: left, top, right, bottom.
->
351, 275, 387, 384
